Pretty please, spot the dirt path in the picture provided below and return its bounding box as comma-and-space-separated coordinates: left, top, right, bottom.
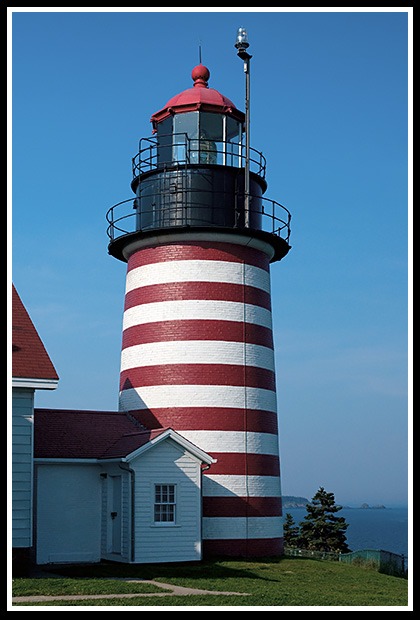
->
12, 578, 251, 603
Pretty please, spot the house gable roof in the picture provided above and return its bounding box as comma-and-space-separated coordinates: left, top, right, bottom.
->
34, 408, 214, 464
34, 409, 141, 459
121, 428, 216, 465
12, 285, 59, 384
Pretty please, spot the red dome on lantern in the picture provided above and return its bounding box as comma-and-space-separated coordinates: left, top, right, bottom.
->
151, 64, 244, 132
191, 63, 210, 85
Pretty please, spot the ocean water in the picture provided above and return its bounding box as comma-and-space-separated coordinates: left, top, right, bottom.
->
284, 507, 409, 558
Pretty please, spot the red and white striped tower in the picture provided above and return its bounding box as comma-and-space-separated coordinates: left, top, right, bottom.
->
107, 56, 291, 557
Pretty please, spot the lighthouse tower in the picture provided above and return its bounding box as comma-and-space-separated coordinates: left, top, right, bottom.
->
107, 52, 291, 557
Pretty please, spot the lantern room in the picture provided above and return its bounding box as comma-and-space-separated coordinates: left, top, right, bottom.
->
107, 62, 291, 264
147, 63, 245, 168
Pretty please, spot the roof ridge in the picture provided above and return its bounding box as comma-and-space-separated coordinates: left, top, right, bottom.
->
96, 416, 142, 459
125, 411, 148, 431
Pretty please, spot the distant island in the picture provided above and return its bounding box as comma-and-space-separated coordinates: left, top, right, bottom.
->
282, 496, 310, 508
283, 496, 387, 509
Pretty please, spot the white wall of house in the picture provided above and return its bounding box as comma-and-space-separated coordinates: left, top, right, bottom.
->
12, 388, 35, 549
35, 463, 102, 565
34, 436, 208, 566
131, 438, 203, 563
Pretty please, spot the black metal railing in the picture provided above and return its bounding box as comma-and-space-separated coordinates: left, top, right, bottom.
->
106, 188, 291, 245
132, 133, 267, 179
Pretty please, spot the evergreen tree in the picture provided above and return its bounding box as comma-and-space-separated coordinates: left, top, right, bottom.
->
283, 513, 300, 547
297, 487, 350, 553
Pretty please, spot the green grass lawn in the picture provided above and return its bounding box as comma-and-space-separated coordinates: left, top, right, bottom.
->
12, 556, 409, 607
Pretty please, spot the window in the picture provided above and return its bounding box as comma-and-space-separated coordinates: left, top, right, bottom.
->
174, 112, 199, 163
200, 112, 223, 142
154, 484, 176, 524
157, 117, 173, 165
199, 113, 222, 164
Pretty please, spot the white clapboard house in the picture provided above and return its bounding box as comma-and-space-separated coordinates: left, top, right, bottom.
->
11, 285, 215, 569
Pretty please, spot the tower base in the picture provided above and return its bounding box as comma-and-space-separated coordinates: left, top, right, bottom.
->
203, 537, 284, 558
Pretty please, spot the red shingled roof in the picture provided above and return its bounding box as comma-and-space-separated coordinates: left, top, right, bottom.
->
12, 285, 59, 381
34, 408, 168, 459
150, 63, 245, 131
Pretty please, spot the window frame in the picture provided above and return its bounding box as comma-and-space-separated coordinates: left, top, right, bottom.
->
153, 483, 177, 526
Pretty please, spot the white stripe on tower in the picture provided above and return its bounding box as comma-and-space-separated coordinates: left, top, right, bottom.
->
122, 299, 273, 330
120, 341, 275, 371
118, 239, 283, 556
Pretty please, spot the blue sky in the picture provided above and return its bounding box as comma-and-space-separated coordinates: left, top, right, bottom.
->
10, 9, 411, 506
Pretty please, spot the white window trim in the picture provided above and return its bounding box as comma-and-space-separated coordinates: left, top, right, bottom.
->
151, 483, 179, 527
